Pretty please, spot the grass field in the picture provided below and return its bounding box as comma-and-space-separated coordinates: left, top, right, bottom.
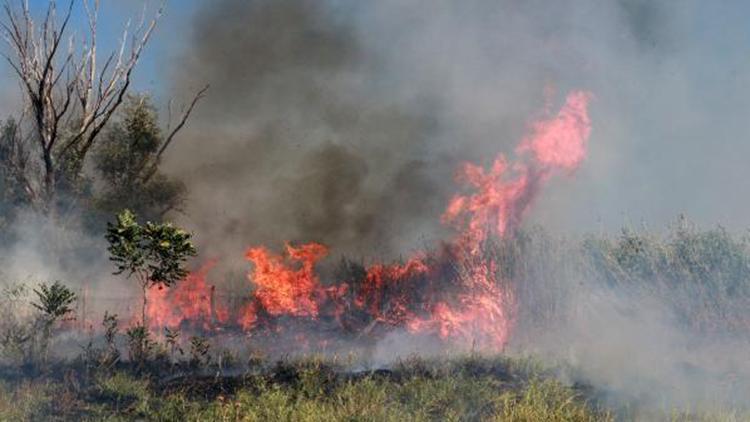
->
2, 221, 750, 421
0, 355, 613, 421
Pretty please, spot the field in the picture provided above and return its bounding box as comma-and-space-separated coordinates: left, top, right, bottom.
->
0, 354, 746, 421
0, 355, 613, 421
1, 221, 750, 421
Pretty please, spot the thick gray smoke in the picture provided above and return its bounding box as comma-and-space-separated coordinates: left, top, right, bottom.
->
165, 0, 750, 260
166, 0, 456, 260
164, 0, 606, 259
510, 276, 750, 412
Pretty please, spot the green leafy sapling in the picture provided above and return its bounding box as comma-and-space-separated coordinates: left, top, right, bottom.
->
32, 281, 76, 363
32, 281, 77, 321
105, 209, 197, 326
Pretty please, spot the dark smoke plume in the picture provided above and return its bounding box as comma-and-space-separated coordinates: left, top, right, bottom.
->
165, 0, 704, 259
166, 0, 455, 260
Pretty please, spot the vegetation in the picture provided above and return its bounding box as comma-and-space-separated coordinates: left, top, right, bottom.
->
443, 219, 750, 345
0, 355, 613, 421
80, 311, 121, 372
0, 352, 745, 421
0, 0, 206, 247
31, 282, 76, 365
0, 220, 745, 419
92, 96, 188, 222
3, 1, 743, 421
0, 281, 76, 369
0, 0, 205, 217
105, 209, 197, 326
31, 282, 76, 322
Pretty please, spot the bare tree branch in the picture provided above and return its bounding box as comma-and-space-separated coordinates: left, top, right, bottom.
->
161, 85, 209, 158
142, 85, 209, 184
0, 0, 173, 213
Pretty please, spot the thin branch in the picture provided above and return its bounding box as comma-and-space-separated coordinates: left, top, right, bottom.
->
160, 85, 209, 159
141, 85, 209, 184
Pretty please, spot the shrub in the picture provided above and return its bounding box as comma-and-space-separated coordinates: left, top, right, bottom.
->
126, 326, 156, 366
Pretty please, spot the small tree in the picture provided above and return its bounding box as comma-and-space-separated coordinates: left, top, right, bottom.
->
32, 281, 76, 363
100, 311, 120, 369
188, 335, 210, 368
105, 209, 197, 326
32, 281, 76, 320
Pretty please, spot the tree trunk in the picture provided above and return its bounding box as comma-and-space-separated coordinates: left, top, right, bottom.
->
142, 281, 148, 328
41, 142, 55, 213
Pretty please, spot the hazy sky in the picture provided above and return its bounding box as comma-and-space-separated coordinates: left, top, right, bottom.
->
9, 1, 750, 249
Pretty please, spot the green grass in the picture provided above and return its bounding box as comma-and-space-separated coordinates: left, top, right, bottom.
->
0, 355, 611, 421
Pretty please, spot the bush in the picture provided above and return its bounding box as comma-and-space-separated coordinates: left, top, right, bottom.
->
126, 326, 156, 366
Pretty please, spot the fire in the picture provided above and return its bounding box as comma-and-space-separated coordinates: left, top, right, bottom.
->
444, 91, 594, 251
517, 91, 592, 171
355, 257, 429, 319
245, 243, 328, 318
442, 157, 532, 251
145, 261, 227, 330
144, 90, 593, 351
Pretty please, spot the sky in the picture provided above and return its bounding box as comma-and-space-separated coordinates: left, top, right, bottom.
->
7, 0, 750, 250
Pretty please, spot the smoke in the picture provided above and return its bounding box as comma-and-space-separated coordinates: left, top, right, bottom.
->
510, 275, 750, 411
157, 3, 750, 409
0, 211, 139, 332
166, 0, 597, 260
164, 0, 750, 259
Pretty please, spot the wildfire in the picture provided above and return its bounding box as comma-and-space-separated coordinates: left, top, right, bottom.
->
245, 243, 328, 318
146, 261, 228, 330
144, 90, 593, 351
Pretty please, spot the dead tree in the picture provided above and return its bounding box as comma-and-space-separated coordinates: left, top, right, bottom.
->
0, 0, 204, 214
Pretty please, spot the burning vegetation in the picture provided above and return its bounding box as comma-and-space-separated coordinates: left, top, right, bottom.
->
144, 91, 593, 352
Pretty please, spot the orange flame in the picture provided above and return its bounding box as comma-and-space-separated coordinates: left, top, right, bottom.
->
146, 261, 227, 330
518, 91, 592, 171
244, 242, 328, 317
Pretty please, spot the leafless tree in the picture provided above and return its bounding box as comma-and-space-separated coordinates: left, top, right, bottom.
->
0, 0, 204, 214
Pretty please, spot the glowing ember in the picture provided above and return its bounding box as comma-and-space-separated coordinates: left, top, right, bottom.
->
144, 90, 593, 351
